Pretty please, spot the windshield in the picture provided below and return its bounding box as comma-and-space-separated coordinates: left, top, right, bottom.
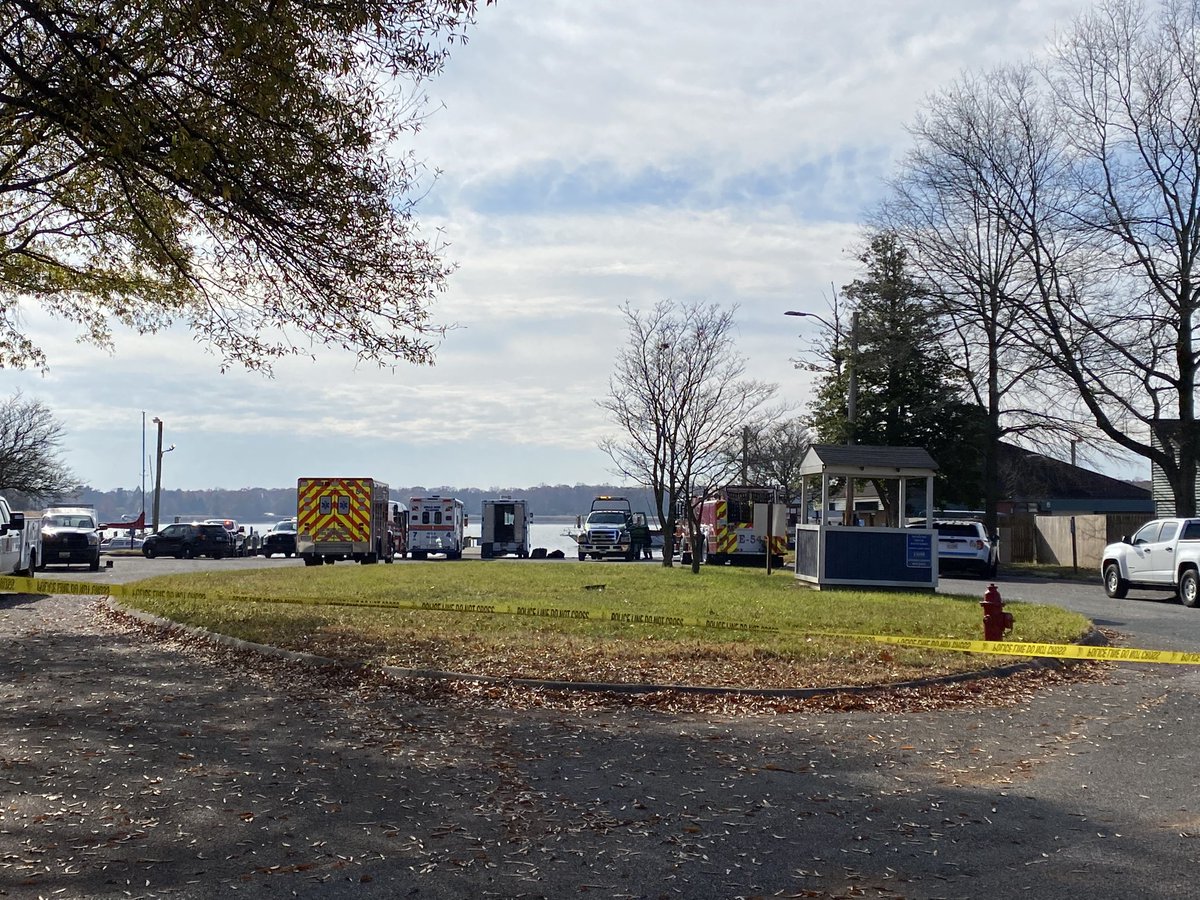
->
273, 521, 297, 532
587, 512, 627, 525
44, 515, 95, 529
935, 524, 982, 538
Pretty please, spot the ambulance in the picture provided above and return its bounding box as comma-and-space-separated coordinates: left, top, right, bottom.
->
408, 495, 466, 560
296, 477, 393, 566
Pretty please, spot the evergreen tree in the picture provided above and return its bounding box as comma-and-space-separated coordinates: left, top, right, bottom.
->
810, 233, 985, 514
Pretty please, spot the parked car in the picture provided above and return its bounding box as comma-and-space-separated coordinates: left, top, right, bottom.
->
928, 519, 999, 577
205, 518, 249, 556
142, 522, 234, 559
101, 534, 145, 552
1101, 517, 1200, 604
260, 519, 298, 558
40, 507, 101, 571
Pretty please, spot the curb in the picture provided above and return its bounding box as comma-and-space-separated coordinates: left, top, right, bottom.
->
102, 598, 1110, 700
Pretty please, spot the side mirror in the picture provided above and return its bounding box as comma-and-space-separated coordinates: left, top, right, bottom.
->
9, 512, 24, 529
1121, 535, 1130, 544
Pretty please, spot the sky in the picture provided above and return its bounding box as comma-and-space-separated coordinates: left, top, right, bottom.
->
7, 0, 1145, 493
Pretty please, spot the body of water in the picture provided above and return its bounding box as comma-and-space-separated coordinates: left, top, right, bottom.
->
465, 518, 582, 556
240, 517, 585, 556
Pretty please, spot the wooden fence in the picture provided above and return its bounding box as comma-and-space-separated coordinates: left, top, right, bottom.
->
1000, 513, 1149, 568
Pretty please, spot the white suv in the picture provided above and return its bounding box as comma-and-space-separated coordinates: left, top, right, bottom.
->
930, 520, 999, 577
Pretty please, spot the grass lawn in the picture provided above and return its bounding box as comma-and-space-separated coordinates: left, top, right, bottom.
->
116, 562, 1092, 690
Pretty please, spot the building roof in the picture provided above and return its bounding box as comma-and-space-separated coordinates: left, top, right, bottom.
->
997, 443, 1150, 501
801, 444, 939, 477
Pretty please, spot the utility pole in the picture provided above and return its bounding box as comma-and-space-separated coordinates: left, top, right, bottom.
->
1070, 439, 1079, 573
152, 417, 163, 534
741, 426, 749, 485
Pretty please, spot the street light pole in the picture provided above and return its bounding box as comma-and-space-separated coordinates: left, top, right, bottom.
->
150, 417, 176, 534
786, 309, 859, 444
787, 308, 860, 524
151, 417, 163, 534
141, 411, 146, 527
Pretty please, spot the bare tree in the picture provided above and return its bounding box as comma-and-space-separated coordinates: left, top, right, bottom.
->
939, 1, 1200, 515
881, 65, 1095, 535
744, 418, 813, 501
0, 392, 79, 501
1033, 0, 1200, 515
884, 0, 1200, 515
599, 300, 777, 571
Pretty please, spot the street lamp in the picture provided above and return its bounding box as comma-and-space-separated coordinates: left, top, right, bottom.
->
150, 417, 176, 534
786, 309, 859, 442
787, 308, 860, 526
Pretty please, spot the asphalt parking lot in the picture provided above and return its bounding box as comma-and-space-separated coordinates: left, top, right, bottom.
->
4, 574, 1200, 899
8, 552, 1200, 896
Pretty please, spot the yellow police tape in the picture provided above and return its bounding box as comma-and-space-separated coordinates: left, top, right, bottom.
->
6, 573, 1200, 666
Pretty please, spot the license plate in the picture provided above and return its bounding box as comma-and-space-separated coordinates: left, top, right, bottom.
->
58, 551, 71, 559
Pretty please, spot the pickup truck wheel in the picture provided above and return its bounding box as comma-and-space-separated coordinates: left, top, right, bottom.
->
1180, 569, 1200, 608
577, 551, 586, 561
1104, 563, 1129, 599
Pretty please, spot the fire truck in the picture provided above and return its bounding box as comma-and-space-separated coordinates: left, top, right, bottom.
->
296, 477, 393, 566
408, 495, 466, 560
678, 485, 787, 567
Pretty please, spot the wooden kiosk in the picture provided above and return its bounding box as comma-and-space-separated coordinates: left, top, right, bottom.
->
794, 444, 939, 590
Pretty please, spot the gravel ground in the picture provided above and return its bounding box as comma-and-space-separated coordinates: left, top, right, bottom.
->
2, 592, 1199, 899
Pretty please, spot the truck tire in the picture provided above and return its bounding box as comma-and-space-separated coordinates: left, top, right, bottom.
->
577, 551, 586, 561
1180, 568, 1200, 608
1104, 563, 1129, 599
303, 555, 321, 567
89, 553, 100, 572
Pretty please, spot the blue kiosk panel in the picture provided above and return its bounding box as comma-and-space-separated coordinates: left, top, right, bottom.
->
795, 525, 936, 589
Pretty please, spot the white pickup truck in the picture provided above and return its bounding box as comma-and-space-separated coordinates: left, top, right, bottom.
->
1101, 517, 1200, 606
0, 495, 42, 576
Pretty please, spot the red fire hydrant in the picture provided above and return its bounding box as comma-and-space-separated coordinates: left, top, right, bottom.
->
981, 583, 1014, 641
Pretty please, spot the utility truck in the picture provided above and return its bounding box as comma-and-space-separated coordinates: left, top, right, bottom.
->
576, 496, 641, 561
296, 477, 393, 566
408, 495, 466, 560
41, 506, 101, 571
0, 495, 41, 576
479, 496, 532, 559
